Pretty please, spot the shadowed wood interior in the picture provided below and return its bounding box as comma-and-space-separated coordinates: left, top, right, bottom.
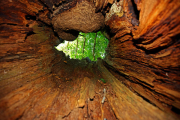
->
0, 0, 179, 119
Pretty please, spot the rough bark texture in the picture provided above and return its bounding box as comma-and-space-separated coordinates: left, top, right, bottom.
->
52, 0, 105, 40
0, 0, 180, 120
104, 0, 180, 115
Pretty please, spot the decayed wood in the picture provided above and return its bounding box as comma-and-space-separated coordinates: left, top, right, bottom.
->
104, 0, 180, 116
51, 0, 104, 40
133, 0, 180, 51
97, 59, 179, 120
0, 0, 180, 119
0, 1, 115, 119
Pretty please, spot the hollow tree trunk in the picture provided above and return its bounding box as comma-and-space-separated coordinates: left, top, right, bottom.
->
0, 0, 179, 120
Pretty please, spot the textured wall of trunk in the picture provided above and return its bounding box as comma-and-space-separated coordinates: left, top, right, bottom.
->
104, 0, 180, 115
0, 0, 179, 120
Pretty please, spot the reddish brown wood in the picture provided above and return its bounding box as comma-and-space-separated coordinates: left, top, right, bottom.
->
0, 0, 179, 119
104, 0, 180, 116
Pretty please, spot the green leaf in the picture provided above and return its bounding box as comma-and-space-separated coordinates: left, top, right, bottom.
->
100, 78, 106, 83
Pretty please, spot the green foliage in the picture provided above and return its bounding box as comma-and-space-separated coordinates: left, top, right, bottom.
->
100, 78, 106, 83
55, 31, 109, 61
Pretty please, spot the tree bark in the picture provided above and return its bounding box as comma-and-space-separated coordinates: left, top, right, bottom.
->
0, 0, 179, 120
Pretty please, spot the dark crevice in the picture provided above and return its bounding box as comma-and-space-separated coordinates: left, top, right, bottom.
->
25, 15, 36, 20
131, 0, 139, 20
25, 31, 36, 40
101, 26, 111, 40
26, 24, 29, 27
171, 106, 180, 114
0, 23, 18, 26
90, 98, 94, 101
101, 3, 113, 15
105, 26, 116, 39
78, 105, 85, 109
51, 27, 63, 43
66, 30, 79, 37
62, 111, 72, 119
126, 0, 139, 26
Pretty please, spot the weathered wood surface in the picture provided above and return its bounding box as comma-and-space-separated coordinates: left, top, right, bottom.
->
0, 0, 179, 119
51, 0, 105, 41
104, 0, 180, 116
98, 60, 178, 120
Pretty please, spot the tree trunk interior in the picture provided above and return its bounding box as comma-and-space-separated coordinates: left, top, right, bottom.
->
0, 0, 179, 119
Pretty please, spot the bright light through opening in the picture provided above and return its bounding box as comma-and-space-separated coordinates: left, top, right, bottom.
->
55, 31, 109, 61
